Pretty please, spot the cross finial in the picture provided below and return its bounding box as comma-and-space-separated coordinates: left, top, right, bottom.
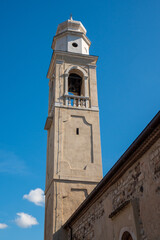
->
70, 14, 73, 21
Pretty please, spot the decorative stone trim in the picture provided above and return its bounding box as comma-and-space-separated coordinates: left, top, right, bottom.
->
109, 200, 130, 219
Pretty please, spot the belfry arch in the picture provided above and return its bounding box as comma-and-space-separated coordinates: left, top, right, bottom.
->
64, 66, 88, 97
68, 73, 82, 96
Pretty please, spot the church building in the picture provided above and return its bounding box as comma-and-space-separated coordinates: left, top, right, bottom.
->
44, 17, 160, 240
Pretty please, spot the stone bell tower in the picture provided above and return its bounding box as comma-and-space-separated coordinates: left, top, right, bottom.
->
44, 17, 102, 240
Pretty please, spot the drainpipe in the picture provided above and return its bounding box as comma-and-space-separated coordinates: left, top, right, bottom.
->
69, 225, 73, 240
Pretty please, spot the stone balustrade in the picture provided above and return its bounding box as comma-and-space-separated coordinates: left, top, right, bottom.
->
64, 94, 89, 108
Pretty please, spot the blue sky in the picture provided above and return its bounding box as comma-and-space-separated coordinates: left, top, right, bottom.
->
0, 0, 160, 239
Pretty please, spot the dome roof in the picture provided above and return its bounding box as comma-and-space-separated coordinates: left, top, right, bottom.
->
56, 17, 87, 36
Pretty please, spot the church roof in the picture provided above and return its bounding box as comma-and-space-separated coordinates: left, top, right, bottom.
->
63, 111, 160, 228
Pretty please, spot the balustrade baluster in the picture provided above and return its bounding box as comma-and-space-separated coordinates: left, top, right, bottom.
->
68, 97, 71, 106
82, 99, 86, 108
65, 97, 68, 106
78, 99, 80, 107
73, 98, 76, 107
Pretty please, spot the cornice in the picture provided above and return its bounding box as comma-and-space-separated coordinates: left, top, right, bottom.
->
45, 178, 99, 195
47, 51, 98, 79
54, 50, 98, 61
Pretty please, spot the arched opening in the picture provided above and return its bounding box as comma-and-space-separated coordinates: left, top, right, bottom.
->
68, 73, 82, 96
64, 66, 89, 108
121, 231, 133, 240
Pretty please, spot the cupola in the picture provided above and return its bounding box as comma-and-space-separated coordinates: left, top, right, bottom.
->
52, 16, 91, 55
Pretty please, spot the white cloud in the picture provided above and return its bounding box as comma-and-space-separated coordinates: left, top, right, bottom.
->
0, 223, 8, 229
15, 213, 38, 228
23, 188, 45, 206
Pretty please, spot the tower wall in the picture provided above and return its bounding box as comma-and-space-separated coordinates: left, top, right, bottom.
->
44, 19, 102, 240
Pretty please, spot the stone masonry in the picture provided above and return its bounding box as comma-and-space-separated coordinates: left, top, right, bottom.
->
65, 122, 160, 240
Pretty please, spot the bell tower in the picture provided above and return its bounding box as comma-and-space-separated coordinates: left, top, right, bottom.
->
44, 17, 102, 240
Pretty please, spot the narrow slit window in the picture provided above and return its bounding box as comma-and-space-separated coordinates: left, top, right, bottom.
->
76, 128, 79, 135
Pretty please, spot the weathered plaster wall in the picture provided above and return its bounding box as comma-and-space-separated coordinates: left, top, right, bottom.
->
54, 107, 102, 181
